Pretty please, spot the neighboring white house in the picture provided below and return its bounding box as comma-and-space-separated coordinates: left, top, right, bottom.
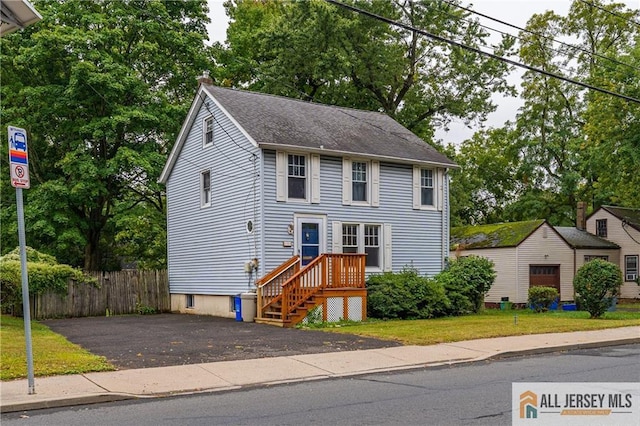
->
450, 219, 619, 305
159, 80, 458, 319
586, 206, 640, 299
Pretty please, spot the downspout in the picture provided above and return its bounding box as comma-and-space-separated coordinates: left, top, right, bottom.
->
258, 149, 266, 278
442, 168, 449, 271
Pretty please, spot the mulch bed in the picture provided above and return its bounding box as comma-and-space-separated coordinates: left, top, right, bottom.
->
43, 314, 401, 370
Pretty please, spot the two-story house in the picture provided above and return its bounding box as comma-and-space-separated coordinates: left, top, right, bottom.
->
586, 206, 640, 299
159, 81, 457, 325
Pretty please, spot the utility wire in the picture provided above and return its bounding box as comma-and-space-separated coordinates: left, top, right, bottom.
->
326, 0, 640, 104
440, 0, 640, 73
578, 0, 640, 28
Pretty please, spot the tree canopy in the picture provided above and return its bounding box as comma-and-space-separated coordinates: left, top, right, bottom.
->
1, 0, 212, 269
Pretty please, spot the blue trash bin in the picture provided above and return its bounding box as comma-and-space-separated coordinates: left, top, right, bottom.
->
234, 295, 242, 321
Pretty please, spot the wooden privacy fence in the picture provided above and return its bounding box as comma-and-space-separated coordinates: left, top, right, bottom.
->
30, 270, 170, 319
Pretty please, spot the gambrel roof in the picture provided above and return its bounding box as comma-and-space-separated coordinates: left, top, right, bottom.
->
160, 85, 457, 183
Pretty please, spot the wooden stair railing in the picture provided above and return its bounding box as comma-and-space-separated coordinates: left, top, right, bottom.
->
256, 255, 299, 319
281, 253, 366, 324
257, 253, 366, 326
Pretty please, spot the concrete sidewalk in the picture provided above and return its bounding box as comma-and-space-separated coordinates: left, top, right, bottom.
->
2, 326, 639, 413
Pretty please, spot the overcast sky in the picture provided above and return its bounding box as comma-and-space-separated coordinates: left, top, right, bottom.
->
205, 0, 639, 145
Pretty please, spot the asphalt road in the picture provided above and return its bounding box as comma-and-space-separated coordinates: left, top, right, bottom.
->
3, 344, 639, 426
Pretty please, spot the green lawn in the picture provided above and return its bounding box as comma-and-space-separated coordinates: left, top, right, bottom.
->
322, 308, 640, 346
0, 315, 114, 381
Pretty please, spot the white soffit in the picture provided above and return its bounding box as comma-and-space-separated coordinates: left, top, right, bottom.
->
0, 0, 42, 37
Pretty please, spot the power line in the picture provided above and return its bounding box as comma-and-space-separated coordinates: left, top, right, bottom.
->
439, 0, 640, 73
578, 0, 640, 28
326, 0, 640, 104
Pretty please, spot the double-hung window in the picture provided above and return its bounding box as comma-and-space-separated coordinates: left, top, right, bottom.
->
276, 151, 320, 203
342, 224, 359, 254
342, 158, 379, 206
420, 169, 434, 206
201, 170, 211, 207
352, 161, 368, 202
364, 225, 380, 268
413, 166, 438, 209
287, 154, 306, 200
203, 116, 214, 147
339, 223, 387, 269
625, 255, 639, 282
596, 219, 607, 238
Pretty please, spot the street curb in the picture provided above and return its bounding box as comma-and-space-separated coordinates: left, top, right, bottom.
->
486, 337, 640, 361
2, 338, 638, 414
0, 394, 134, 414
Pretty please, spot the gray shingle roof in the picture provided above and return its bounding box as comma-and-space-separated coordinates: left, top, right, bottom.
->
554, 227, 620, 249
204, 85, 457, 167
600, 206, 640, 233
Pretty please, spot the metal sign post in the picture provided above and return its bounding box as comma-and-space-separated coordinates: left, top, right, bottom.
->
8, 125, 35, 394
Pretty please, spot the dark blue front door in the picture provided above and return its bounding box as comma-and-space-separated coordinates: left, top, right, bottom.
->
300, 222, 319, 266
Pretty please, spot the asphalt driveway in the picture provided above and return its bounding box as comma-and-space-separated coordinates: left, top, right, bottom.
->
43, 314, 402, 370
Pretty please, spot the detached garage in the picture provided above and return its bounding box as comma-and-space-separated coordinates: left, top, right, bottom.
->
450, 220, 619, 305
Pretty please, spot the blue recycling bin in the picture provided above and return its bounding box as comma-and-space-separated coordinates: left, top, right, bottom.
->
234, 295, 242, 321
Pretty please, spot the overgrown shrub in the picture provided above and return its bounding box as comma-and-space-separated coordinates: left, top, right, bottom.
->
528, 286, 558, 312
367, 268, 450, 320
0, 247, 96, 311
573, 259, 622, 318
436, 256, 496, 314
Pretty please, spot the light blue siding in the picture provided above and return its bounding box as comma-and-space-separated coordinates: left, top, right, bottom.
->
262, 151, 448, 277
165, 100, 262, 295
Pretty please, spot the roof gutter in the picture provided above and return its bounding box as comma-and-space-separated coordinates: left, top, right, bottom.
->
257, 142, 460, 169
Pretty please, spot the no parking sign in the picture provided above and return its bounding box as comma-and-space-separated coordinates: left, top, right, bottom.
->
8, 126, 30, 189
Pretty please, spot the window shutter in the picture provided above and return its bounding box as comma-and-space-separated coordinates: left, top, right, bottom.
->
276, 151, 286, 202
383, 224, 392, 272
342, 158, 351, 205
371, 160, 380, 207
332, 221, 342, 253
412, 166, 421, 209
311, 154, 320, 204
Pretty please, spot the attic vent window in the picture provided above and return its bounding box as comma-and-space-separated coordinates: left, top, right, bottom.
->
246, 220, 254, 234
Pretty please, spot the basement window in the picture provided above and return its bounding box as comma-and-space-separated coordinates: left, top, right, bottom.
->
186, 294, 195, 309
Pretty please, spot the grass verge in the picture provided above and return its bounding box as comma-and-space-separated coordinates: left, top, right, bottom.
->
321, 308, 640, 346
1, 315, 115, 381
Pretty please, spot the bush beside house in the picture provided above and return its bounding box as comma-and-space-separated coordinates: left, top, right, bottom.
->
573, 259, 623, 318
367, 256, 496, 320
528, 286, 559, 312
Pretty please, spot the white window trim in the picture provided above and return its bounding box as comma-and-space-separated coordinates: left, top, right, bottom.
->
201, 169, 211, 208
332, 221, 391, 272
203, 115, 214, 147
413, 165, 440, 211
342, 158, 379, 207
625, 255, 639, 282
276, 151, 320, 203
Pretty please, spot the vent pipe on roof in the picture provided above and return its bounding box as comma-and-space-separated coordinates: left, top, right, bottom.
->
197, 70, 213, 86
576, 201, 586, 231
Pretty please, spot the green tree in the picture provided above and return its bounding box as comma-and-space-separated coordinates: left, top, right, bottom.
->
1, 0, 211, 269
221, 0, 515, 142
